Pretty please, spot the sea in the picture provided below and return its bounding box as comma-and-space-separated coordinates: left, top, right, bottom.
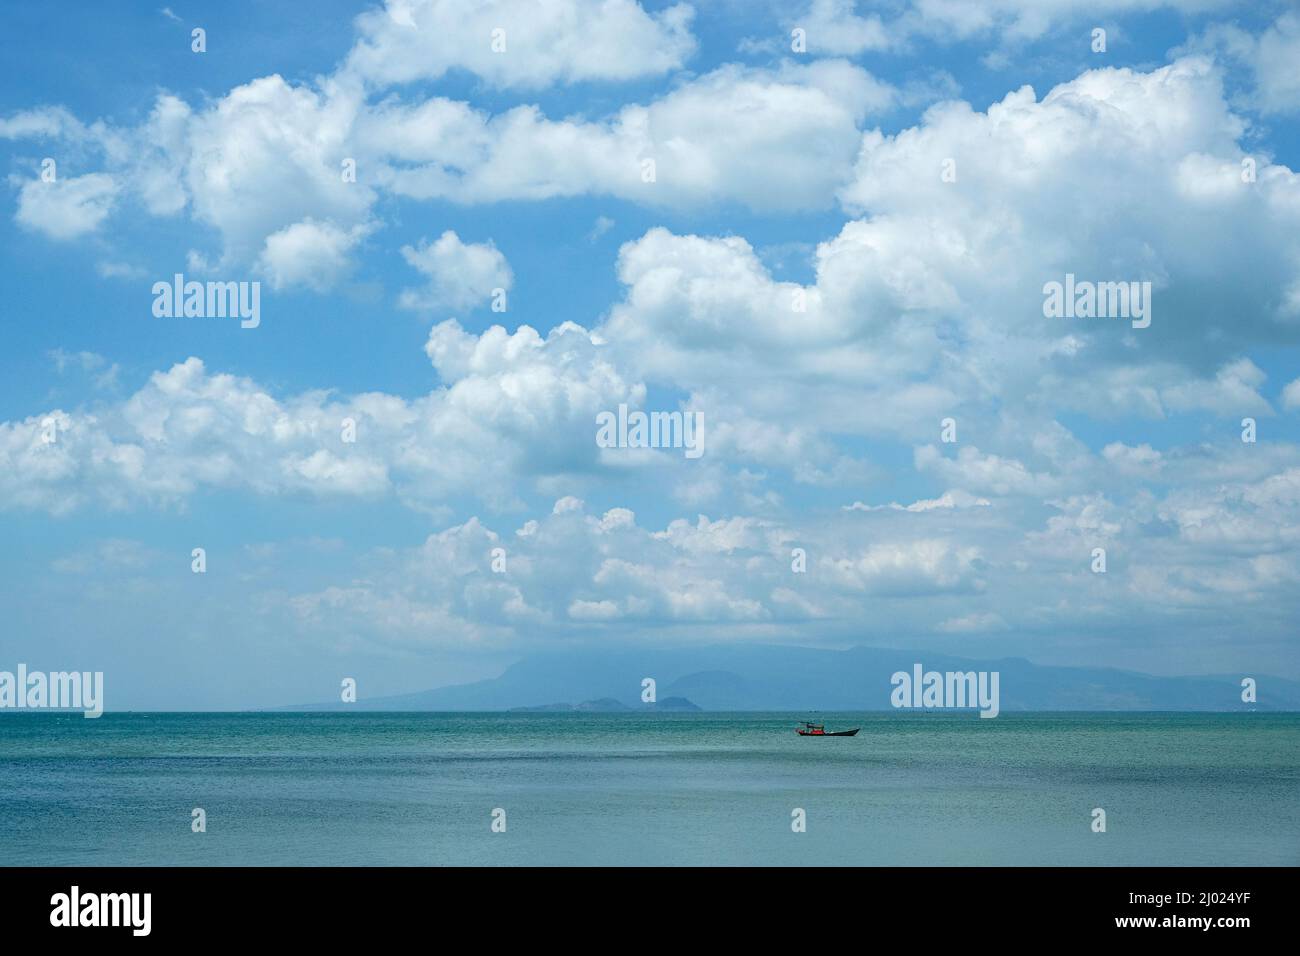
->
1, 712, 1296, 866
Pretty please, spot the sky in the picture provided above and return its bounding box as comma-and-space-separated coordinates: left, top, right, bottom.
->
1, 0, 1299, 709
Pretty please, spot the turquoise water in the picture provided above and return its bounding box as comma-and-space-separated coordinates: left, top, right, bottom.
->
1, 712, 1296, 866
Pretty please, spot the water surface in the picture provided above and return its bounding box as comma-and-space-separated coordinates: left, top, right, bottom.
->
1, 712, 1295, 866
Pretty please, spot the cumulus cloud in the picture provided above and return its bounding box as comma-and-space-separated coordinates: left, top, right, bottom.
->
598, 222, 962, 443
369, 60, 895, 210
1283, 377, 1300, 411
1182, 12, 1300, 115
0, 317, 644, 514
0, 57, 893, 278
5, 55, 1300, 528
4, 15, 1300, 674
915, 446, 1058, 498
225, 439, 1299, 659
12, 172, 118, 239
399, 231, 512, 311
182, 76, 373, 267
278, 496, 1005, 651
147, 433, 1300, 660
5, 77, 374, 277
833, 58, 1297, 418
16, 48, 1298, 527
587, 55, 1298, 458
0, 357, 363, 512
413, 322, 642, 506
257, 219, 375, 291
821, 539, 987, 596
343, 0, 697, 89
8, 336, 1300, 662
770, 0, 891, 55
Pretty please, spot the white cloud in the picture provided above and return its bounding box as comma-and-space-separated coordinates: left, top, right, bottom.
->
9, 342, 1300, 659
1, 59, 894, 282
1182, 13, 1300, 115
1251, 12, 1300, 114
590, 56, 1299, 451
1282, 377, 1300, 411
1160, 357, 1271, 416
778, 0, 890, 55
655, 514, 780, 554
2, 26, 1300, 669
0, 106, 93, 141
399, 231, 512, 311
257, 218, 374, 291
48, 349, 119, 390
12, 172, 118, 239
821, 539, 986, 597
916, 446, 1057, 498
595, 221, 966, 454
0, 313, 648, 515
1102, 442, 1163, 478
6, 56, 1298, 531
343, 0, 697, 89
835, 57, 1299, 413
182, 76, 373, 267
256, 445, 1300, 654
371, 60, 894, 210
132, 94, 191, 216
5, 77, 373, 268
844, 490, 992, 512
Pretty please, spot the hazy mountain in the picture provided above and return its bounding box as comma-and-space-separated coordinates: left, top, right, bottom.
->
510, 696, 700, 713
278, 644, 1300, 712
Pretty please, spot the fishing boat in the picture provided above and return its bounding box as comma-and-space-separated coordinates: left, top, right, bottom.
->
796, 721, 859, 737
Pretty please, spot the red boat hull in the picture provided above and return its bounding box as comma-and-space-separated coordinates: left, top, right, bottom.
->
797, 728, 859, 736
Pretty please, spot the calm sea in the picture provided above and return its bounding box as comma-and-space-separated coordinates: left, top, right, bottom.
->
1, 712, 1296, 866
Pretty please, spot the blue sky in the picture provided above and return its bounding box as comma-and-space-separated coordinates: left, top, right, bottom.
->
2, 0, 1299, 709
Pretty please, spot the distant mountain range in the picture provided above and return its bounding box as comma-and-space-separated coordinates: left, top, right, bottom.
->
278, 644, 1300, 712
511, 696, 701, 713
